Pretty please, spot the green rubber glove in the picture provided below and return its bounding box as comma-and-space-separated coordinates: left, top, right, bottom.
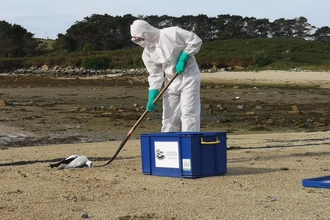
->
176, 51, 190, 74
146, 89, 159, 112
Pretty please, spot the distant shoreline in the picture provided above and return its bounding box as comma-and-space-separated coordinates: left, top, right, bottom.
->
1, 70, 330, 88
201, 70, 330, 88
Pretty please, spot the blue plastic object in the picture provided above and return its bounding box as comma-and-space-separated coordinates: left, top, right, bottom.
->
140, 132, 227, 178
302, 176, 330, 188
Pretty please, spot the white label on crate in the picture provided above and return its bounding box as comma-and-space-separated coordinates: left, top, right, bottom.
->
182, 159, 191, 171
154, 141, 179, 168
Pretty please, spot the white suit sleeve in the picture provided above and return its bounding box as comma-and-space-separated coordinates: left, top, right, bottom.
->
175, 27, 202, 56
142, 50, 164, 90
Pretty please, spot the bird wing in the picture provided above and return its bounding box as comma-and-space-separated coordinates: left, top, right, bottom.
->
65, 156, 88, 169
49, 155, 79, 168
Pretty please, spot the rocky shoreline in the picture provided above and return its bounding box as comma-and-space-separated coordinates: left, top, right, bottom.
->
1, 67, 147, 77
1, 66, 222, 78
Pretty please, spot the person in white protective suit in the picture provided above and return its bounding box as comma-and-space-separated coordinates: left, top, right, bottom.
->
130, 20, 202, 132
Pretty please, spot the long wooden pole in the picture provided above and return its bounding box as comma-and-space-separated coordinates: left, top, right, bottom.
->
98, 72, 179, 167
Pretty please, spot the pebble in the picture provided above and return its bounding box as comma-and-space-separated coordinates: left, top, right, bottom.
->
81, 212, 90, 218
0, 100, 8, 106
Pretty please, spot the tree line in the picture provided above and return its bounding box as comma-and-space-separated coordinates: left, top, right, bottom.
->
0, 21, 40, 58
1, 14, 330, 58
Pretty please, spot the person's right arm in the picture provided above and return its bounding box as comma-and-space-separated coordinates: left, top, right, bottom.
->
142, 50, 164, 112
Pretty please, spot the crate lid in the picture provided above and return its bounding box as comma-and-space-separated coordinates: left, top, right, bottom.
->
140, 132, 226, 137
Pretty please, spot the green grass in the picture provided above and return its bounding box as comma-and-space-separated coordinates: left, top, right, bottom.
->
197, 38, 330, 70
1, 37, 330, 71
38, 39, 56, 51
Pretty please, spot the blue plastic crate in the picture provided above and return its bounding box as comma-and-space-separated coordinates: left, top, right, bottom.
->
302, 176, 330, 189
140, 132, 227, 178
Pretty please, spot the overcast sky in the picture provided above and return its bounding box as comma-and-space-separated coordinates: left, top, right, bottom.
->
1, 0, 329, 39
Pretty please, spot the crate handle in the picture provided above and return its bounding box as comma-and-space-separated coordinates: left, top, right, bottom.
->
200, 137, 220, 145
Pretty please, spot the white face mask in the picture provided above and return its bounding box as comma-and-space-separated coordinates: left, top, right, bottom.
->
137, 40, 150, 48
131, 37, 150, 48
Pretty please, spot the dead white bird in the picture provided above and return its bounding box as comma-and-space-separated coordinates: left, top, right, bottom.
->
50, 155, 92, 169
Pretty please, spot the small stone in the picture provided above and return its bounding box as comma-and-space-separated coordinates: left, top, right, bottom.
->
314, 122, 326, 127
0, 100, 8, 106
68, 107, 80, 112
102, 112, 113, 116
291, 105, 298, 110
288, 110, 301, 115
269, 197, 276, 202
266, 119, 274, 125
81, 212, 90, 218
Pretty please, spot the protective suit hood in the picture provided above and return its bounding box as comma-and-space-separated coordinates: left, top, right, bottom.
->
130, 20, 160, 47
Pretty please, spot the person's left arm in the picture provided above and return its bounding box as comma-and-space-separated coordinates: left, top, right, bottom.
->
176, 27, 203, 56
175, 28, 202, 74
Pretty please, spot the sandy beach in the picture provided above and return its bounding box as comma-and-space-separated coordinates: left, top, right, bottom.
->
201, 70, 330, 88
1, 70, 330, 220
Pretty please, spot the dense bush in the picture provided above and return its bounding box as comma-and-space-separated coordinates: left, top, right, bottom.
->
253, 51, 271, 67
81, 55, 111, 69
1, 38, 330, 72
0, 58, 26, 71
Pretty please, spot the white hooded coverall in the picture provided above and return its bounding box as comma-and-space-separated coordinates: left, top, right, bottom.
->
130, 20, 202, 132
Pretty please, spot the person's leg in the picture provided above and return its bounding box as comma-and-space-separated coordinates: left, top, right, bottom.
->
180, 80, 200, 132
161, 91, 181, 132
